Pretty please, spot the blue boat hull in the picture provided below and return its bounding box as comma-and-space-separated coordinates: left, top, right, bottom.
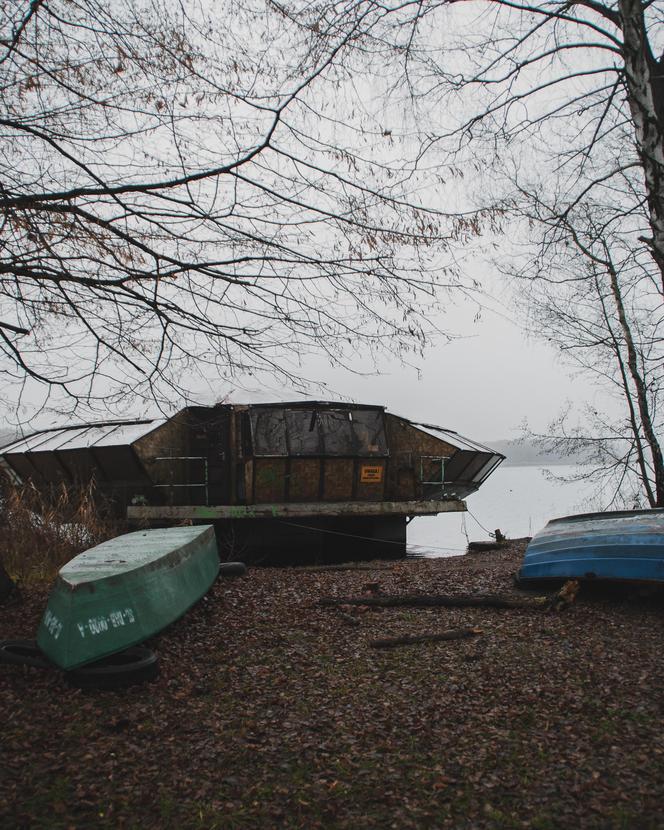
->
517, 509, 664, 584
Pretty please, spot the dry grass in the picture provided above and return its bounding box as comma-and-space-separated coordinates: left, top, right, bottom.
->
0, 477, 125, 584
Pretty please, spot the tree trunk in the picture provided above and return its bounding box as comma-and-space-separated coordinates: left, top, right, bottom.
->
618, 0, 664, 295
603, 257, 664, 505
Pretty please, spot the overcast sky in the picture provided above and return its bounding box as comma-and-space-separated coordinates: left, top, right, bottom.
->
0, 1, 625, 445
201, 285, 612, 444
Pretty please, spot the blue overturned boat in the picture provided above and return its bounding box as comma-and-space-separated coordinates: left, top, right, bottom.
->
517, 509, 664, 585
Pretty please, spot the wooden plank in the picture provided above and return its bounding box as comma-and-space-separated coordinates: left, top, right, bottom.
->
127, 498, 467, 520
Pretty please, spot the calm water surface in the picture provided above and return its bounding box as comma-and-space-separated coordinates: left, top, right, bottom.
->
407, 464, 595, 558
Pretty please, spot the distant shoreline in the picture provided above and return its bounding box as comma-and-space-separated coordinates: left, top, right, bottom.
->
486, 439, 592, 468
499, 458, 591, 469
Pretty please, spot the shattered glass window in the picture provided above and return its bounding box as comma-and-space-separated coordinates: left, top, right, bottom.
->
285, 410, 323, 455
318, 411, 354, 455
250, 409, 288, 456
349, 410, 387, 455
250, 407, 388, 456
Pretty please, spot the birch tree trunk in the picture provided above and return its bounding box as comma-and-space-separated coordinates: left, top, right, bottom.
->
618, 0, 664, 295
604, 254, 664, 505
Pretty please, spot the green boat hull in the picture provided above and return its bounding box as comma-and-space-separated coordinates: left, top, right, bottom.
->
37, 525, 219, 670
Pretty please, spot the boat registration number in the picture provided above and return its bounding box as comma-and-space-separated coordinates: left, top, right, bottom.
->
43, 609, 63, 640
76, 607, 137, 638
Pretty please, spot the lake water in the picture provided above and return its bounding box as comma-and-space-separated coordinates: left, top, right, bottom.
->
407, 464, 595, 557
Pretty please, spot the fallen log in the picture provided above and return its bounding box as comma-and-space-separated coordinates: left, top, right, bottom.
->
370, 627, 482, 649
319, 593, 548, 610
467, 541, 506, 553
467, 529, 507, 552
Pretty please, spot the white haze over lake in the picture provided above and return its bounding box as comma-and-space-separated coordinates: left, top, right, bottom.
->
407, 464, 597, 558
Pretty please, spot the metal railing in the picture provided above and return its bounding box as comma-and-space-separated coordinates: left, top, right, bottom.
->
419, 455, 448, 499
152, 456, 209, 505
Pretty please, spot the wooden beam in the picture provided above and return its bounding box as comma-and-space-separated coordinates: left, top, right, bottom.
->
127, 498, 466, 521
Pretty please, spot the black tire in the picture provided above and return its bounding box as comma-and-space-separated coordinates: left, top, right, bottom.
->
65, 645, 159, 690
0, 639, 53, 669
219, 561, 247, 577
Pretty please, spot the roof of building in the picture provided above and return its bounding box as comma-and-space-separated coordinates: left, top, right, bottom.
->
0, 419, 163, 455
407, 421, 505, 457
0, 404, 504, 457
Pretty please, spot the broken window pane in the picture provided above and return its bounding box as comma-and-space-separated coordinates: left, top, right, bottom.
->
285, 410, 323, 455
319, 411, 353, 455
249, 409, 288, 456
250, 406, 387, 457
350, 410, 387, 455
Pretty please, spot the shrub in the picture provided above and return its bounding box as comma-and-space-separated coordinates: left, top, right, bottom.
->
0, 476, 126, 584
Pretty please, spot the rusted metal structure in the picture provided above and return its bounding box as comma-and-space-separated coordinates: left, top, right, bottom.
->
0, 401, 503, 561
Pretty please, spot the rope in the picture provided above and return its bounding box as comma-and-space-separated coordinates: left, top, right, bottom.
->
461, 512, 469, 545
276, 519, 467, 554
466, 508, 495, 538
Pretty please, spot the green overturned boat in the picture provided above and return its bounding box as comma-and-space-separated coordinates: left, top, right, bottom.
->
37, 525, 219, 670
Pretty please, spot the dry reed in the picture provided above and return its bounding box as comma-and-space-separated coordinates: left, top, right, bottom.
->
0, 476, 126, 584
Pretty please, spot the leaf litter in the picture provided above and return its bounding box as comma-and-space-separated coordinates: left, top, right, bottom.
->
1, 539, 664, 829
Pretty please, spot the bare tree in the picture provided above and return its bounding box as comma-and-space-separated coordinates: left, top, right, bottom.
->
6, 0, 664, 585
4, 0, 663, 463
300, 0, 664, 506
293, 1, 663, 272
434, 0, 664, 297
1, 0, 488, 420
506, 186, 663, 507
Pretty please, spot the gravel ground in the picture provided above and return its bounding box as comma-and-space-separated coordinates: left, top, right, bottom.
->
2, 540, 664, 829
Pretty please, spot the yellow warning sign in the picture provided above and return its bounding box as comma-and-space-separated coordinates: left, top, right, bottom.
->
360, 465, 383, 483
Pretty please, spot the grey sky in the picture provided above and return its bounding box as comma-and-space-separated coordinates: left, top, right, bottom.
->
199, 296, 608, 443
